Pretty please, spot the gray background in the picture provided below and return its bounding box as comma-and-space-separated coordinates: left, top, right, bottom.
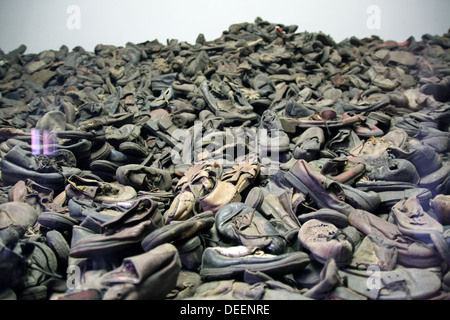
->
0, 0, 449, 54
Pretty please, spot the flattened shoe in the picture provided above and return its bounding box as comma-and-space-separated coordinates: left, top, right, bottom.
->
259, 192, 301, 232
200, 80, 258, 125
163, 190, 196, 223
118, 141, 149, 158
65, 175, 137, 202
279, 111, 361, 134
366, 158, 420, 185
67, 197, 126, 224
69, 220, 157, 258
1, 145, 81, 192
349, 129, 409, 161
285, 159, 356, 215
319, 157, 366, 185
9, 179, 54, 213
198, 180, 241, 214
350, 235, 398, 271
303, 258, 342, 300
164, 162, 238, 221
116, 164, 173, 192
199, 245, 310, 281
419, 162, 450, 190
174, 236, 205, 271
298, 219, 353, 267
387, 143, 443, 177
338, 267, 441, 300
141, 211, 215, 252
220, 162, 260, 194
348, 209, 441, 268
101, 197, 164, 233
37, 211, 79, 233
0, 201, 39, 237
45, 230, 70, 270
355, 179, 433, 209
345, 114, 384, 138
257, 127, 291, 154
390, 195, 443, 243
339, 183, 381, 213
429, 230, 450, 265
430, 194, 450, 225
244, 186, 265, 211
89, 159, 120, 182
215, 202, 287, 254
324, 128, 361, 154
293, 127, 325, 162
101, 243, 182, 300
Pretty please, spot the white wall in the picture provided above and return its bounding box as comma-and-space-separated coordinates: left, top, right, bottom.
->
0, 0, 449, 54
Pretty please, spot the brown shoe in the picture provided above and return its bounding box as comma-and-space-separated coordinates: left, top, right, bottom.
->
198, 180, 241, 214
116, 164, 173, 192
298, 219, 353, 266
390, 195, 443, 243
280, 112, 361, 134
430, 194, 450, 225
101, 243, 182, 300
0, 201, 39, 237
142, 211, 214, 251
165, 162, 241, 222
285, 159, 356, 215
215, 202, 287, 254
70, 220, 157, 259
220, 162, 260, 193
65, 175, 137, 202
348, 209, 442, 268
163, 190, 196, 223
319, 157, 366, 185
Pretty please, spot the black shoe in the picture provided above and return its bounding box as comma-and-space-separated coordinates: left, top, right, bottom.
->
199, 245, 310, 281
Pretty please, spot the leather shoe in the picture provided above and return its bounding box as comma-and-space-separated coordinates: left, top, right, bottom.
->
101, 243, 181, 300
298, 219, 353, 266
199, 245, 310, 281
215, 202, 287, 254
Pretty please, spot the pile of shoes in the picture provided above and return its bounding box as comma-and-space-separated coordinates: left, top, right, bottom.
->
0, 17, 449, 300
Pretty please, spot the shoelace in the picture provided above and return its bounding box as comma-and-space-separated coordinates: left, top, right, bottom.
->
34, 150, 76, 187
311, 112, 332, 136
35, 155, 58, 173
27, 262, 63, 280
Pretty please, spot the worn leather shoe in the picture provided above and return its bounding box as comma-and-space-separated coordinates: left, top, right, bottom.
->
199, 245, 310, 281
298, 219, 353, 266
285, 159, 356, 215
215, 202, 287, 254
